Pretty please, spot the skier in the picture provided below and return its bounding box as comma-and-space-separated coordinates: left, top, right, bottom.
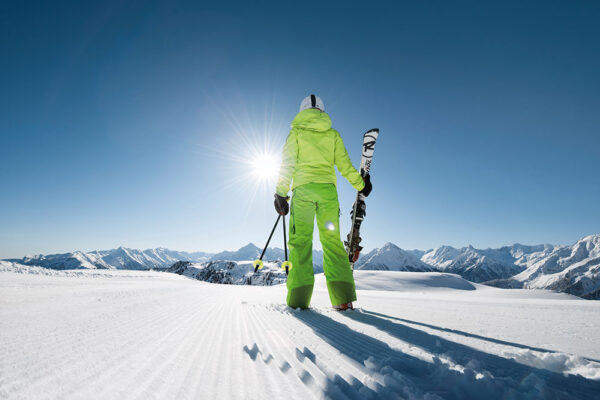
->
274, 94, 372, 310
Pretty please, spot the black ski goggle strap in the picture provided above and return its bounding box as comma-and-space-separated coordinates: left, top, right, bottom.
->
311, 94, 316, 108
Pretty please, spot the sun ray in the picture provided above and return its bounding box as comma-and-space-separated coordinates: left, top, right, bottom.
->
188, 95, 288, 223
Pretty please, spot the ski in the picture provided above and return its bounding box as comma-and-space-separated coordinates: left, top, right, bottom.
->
345, 128, 379, 268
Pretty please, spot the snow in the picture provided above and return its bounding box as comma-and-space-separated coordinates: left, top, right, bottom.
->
507, 235, 600, 298
209, 244, 324, 271
12, 247, 212, 271
355, 243, 433, 272
360, 234, 600, 297
5, 234, 599, 298
1, 263, 599, 399
355, 271, 477, 291
7, 245, 325, 273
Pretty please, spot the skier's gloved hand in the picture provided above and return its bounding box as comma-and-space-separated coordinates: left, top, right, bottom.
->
360, 174, 372, 197
274, 194, 290, 215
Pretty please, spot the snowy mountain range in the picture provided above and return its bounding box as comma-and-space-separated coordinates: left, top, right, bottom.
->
6, 247, 212, 270
208, 243, 324, 272
486, 235, 600, 299
4, 243, 323, 275
164, 260, 288, 286
356, 235, 599, 299
354, 242, 434, 272
4, 234, 599, 299
6, 243, 324, 274
421, 244, 529, 282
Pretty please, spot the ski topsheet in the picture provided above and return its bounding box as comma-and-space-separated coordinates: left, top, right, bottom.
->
345, 128, 379, 266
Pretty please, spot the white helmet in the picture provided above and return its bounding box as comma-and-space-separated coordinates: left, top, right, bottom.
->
299, 94, 324, 112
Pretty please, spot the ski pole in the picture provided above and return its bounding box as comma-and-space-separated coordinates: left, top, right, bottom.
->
281, 215, 292, 275
253, 215, 281, 272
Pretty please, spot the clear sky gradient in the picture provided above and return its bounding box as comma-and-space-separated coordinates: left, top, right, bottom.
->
1, 1, 599, 258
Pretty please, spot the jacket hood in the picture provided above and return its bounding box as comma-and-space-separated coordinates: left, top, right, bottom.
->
291, 109, 332, 132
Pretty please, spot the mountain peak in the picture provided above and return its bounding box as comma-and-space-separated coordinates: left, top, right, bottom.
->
381, 242, 400, 250
579, 234, 600, 245
239, 243, 260, 251
355, 243, 433, 272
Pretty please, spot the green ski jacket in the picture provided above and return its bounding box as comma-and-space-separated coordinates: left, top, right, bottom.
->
275, 109, 365, 197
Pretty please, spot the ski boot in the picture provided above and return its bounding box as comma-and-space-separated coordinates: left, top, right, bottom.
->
333, 302, 353, 311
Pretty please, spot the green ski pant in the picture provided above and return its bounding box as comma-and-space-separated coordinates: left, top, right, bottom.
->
286, 183, 357, 309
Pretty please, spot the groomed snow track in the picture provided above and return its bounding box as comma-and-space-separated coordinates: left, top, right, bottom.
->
1, 266, 599, 399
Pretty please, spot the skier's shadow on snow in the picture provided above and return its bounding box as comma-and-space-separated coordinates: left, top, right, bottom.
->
363, 310, 600, 360
292, 310, 600, 399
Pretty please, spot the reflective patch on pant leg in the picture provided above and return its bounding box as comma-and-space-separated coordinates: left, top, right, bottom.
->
326, 281, 357, 306
286, 284, 314, 309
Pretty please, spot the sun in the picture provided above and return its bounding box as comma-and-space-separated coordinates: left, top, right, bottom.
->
192, 99, 288, 216
251, 152, 280, 183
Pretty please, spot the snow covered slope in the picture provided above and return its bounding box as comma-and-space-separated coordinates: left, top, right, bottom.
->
1, 265, 599, 399
354, 271, 476, 291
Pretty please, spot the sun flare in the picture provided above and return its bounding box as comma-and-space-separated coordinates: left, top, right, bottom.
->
193, 99, 289, 219
251, 152, 280, 182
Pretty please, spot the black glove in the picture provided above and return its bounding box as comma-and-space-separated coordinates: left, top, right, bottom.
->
274, 194, 289, 215
360, 174, 372, 197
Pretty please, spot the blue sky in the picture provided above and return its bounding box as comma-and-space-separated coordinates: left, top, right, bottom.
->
1, 1, 599, 258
